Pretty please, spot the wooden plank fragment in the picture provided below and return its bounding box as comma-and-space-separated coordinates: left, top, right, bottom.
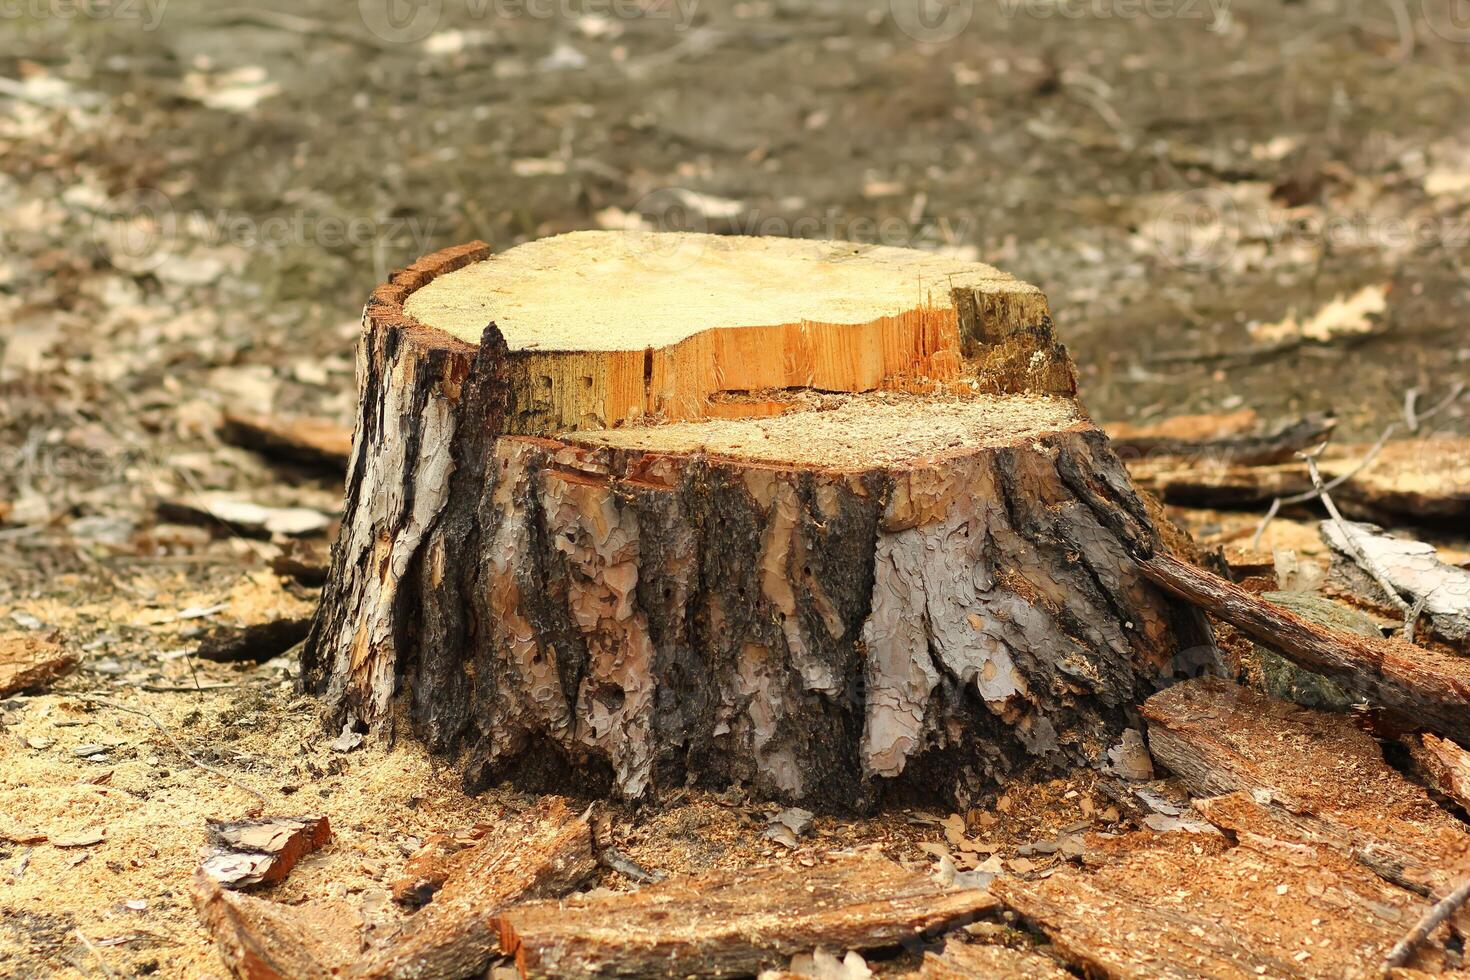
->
192, 872, 364, 980
1108, 412, 1334, 467
1135, 552, 1470, 744
220, 409, 353, 472
1125, 438, 1470, 521
494, 853, 998, 979
993, 828, 1456, 979
0, 633, 76, 697
1142, 678, 1470, 900
354, 800, 596, 980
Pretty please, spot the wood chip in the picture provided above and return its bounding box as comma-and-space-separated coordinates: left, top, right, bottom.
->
201, 815, 331, 889
1405, 733, 1470, 815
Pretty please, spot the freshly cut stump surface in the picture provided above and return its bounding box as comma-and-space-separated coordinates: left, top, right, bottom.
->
303, 232, 1205, 808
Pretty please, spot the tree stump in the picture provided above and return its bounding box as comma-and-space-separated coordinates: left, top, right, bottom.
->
302, 232, 1204, 808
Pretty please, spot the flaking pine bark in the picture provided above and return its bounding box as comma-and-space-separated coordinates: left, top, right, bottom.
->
303, 232, 1207, 809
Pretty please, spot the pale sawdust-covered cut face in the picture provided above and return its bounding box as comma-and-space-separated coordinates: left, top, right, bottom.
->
401, 230, 1032, 351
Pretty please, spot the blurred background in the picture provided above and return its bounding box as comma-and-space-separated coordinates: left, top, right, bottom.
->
2, 0, 1468, 578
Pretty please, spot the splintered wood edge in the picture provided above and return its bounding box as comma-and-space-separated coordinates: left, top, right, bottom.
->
361, 237, 1072, 437
363, 239, 492, 358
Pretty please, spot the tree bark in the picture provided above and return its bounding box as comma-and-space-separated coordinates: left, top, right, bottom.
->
304, 234, 1205, 808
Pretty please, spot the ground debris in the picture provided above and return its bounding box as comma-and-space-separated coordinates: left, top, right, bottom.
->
914, 941, 1070, 978
192, 872, 363, 980
200, 815, 331, 889
994, 824, 1455, 979
493, 852, 996, 979
1143, 678, 1470, 903
356, 799, 595, 980
1323, 520, 1470, 648
1137, 551, 1470, 745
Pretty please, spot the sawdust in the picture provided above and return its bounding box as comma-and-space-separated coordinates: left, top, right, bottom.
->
569, 392, 1083, 470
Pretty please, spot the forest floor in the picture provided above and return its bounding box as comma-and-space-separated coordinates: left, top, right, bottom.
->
2, 1, 1469, 976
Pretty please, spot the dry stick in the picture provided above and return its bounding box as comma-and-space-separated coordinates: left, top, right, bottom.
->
74, 694, 267, 804
1251, 427, 1395, 551
1250, 382, 1466, 552
1408, 381, 1467, 433
1382, 878, 1470, 975
72, 928, 119, 978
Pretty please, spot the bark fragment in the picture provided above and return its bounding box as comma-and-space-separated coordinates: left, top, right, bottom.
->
494, 853, 997, 979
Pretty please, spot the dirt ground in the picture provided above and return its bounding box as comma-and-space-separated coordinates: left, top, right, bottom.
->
2, 1, 1469, 976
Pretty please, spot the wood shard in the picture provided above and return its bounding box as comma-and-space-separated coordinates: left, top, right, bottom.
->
0, 632, 76, 697
493, 852, 997, 979
192, 872, 363, 980
1143, 678, 1470, 901
201, 814, 332, 889
1135, 551, 1470, 745
389, 823, 493, 907
355, 799, 595, 980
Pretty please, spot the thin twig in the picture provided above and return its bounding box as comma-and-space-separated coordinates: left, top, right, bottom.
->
72, 928, 119, 978
1407, 381, 1466, 433
1382, 878, 1470, 975
1251, 424, 1395, 551
73, 694, 266, 804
